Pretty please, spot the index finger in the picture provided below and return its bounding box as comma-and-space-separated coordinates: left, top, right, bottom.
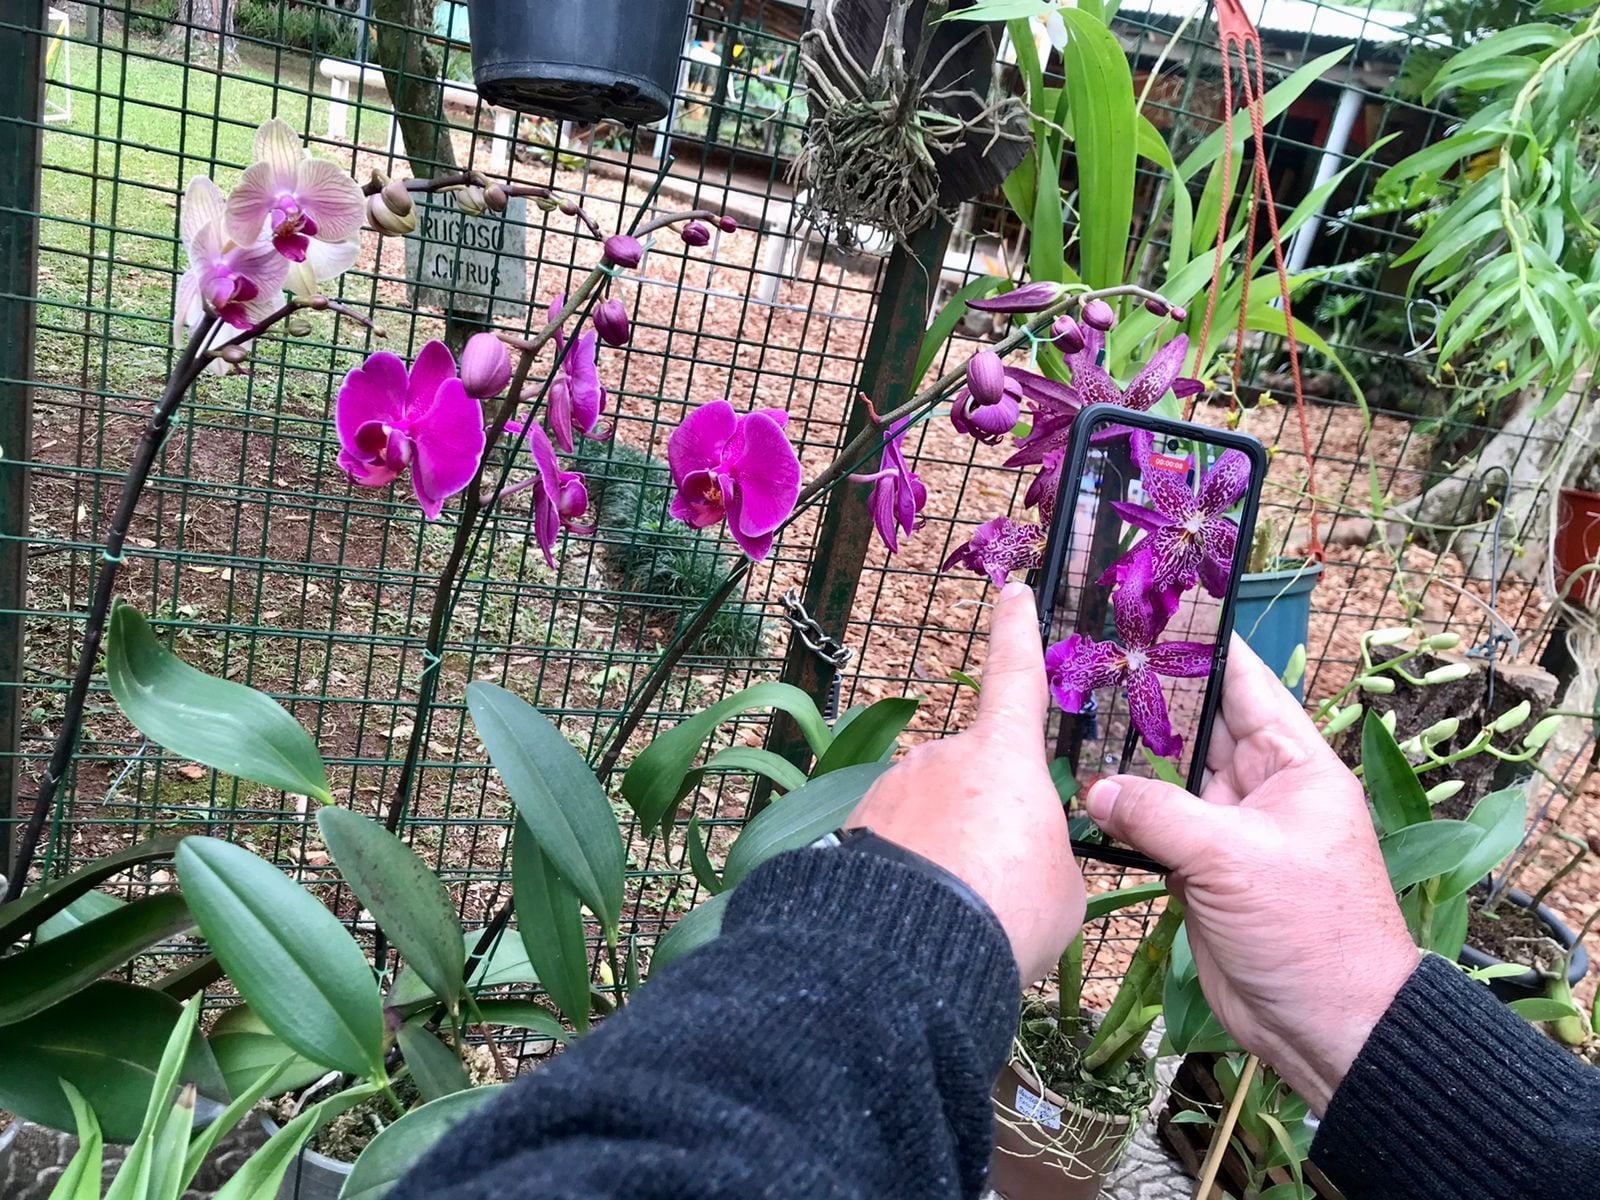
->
974, 581, 1049, 735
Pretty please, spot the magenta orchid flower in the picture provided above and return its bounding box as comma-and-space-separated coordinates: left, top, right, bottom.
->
1080, 335, 1203, 455
966, 281, 1063, 313
668, 400, 801, 561
941, 516, 1047, 587
1101, 448, 1249, 600
1044, 587, 1212, 758
517, 421, 595, 568
225, 119, 365, 266
546, 294, 609, 453
851, 418, 927, 554
335, 341, 486, 520
174, 176, 291, 337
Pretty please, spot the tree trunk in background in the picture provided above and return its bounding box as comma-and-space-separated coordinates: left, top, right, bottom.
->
162, 0, 237, 62
372, 0, 459, 176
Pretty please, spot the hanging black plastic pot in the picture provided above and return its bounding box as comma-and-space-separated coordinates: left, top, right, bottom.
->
464, 0, 689, 125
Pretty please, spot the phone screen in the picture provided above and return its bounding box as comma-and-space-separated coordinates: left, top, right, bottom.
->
1035, 405, 1265, 864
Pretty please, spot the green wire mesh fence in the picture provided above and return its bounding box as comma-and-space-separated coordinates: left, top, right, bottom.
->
1, 0, 1593, 1006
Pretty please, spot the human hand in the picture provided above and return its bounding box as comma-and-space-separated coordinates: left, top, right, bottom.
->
1085, 636, 1419, 1114
847, 581, 1085, 983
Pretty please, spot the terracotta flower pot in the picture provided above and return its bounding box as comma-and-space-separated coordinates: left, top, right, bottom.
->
1554, 486, 1600, 608
989, 1060, 1137, 1200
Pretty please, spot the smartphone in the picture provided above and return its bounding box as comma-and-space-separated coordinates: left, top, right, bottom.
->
1032, 403, 1267, 872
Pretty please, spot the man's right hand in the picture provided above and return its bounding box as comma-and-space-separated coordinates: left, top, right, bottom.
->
1085, 636, 1420, 1114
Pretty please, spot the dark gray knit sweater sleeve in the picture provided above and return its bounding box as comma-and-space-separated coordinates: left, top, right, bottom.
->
391, 847, 1020, 1200
1311, 953, 1600, 1199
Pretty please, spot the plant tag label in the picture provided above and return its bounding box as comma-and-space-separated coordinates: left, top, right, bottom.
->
1014, 1084, 1063, 1130
406, 192, 529, 317
1150, 452, 1189, 474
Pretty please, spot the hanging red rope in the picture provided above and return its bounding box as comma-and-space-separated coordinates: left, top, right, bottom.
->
1188, 0, 1324, 562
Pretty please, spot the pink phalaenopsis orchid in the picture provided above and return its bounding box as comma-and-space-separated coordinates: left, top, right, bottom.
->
546, 294, 609, 453
520, 422, 595, 568
1045, 586, 1212, 758
336, 341, 486, 520
851, 418, 927, 554
174, 176, 291, 337
941, 516, 1047, 587
1101, 448, 1249, 602
668, 400, 801, 561
225, 119, 365, 279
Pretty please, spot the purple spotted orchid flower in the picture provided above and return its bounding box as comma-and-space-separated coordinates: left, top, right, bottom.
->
224, 119, 365, 267
174, 176, 291, 337
851, 418, 927, 554
1044, 586, 1212, 758
668, 400, 801, 561
941, 516, 1047, 587
335, 341, 487, 520
1100, 448, 1249, 602
546, 294, 610, 453
966, 281, 1063, 313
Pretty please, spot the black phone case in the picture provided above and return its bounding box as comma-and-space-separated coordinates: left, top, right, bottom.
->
1030, 402, 1268, 873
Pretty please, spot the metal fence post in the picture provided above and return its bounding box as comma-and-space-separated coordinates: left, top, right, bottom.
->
757, 219, 952, 809
0, 1, 45, 865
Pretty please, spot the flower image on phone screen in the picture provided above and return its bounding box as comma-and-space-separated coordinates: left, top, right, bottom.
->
1038, 408, 1264, 845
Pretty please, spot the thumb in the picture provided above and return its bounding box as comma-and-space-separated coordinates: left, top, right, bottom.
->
974, 581, 1048, 733
1086, 775, 1239, 872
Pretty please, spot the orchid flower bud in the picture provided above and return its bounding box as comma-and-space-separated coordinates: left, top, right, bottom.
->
1423, 663, 1473, 684
367, 193, 417, 235
967, 281, 1063, 314
1380, 710, 1398, 733
1144, 296, 1170, 317
535, 195, 561, 213
679, 220, 712, 247
593, 298, 632, 347
285, 314, 314, 337
1423, 632, 1461, 650
718, 214, 739, 233
603, 234, 644, 268
1425, 780, 1464, 805
1365, 626, 1412, 647
460, 332, 513, 399
1357, 675, 1395, 694
485, 183, 509, 213
456, 186, 489, 217
1081, 298, 1117, 331
966, 350, 1008, 408
956, 390, 1021, 439
1170, 304, 1189, 322
381, 178, 415, 217
1398, 736, 1423, 756
1420, 717, 1460, 746
1281, 644, 1306, 690
557, 475, 589, 519
215, 343, 249, 365
1489, 700, 1532, 733
1321, 703, 1362, 737
1051, 315, 1085, 355
1523, 714, 1564, 750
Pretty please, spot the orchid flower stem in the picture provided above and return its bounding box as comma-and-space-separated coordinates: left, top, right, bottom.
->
1081, 900, 1185, 1076
463, 993, 512, 1080
634, 209, 724, 238
5, 314, 221, 901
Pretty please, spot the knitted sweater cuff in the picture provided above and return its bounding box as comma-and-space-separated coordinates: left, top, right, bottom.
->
724, 847, 1021, 1074
1311, 953, 1592, 1198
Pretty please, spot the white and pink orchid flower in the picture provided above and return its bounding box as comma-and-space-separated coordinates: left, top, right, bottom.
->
225, 119, 364, 282
173, 176, 290, 340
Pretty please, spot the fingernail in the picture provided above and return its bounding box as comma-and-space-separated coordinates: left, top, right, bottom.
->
1086, 779, 1119, 822
1000, 581, 1032, 601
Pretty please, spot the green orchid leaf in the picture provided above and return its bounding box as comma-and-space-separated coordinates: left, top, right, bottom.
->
1361, 712, 1431, 835
176, 837, 386, 1080
472, 1000, 569, 1043
685, 816, 724, 896
103, 996, 201, 1200
0, 891, 193, 1026
811, 697, 918, 775
37, 890, 126, 941
916, 275, 1003, 383
1028, 137, 1063, 282
1084, 882, 1166, 920
512, 819, 592, 1032
468, 683, 625, 937
105, 603, 332, 804
208, 1005, 327, 1103
700, 745, 808, 794
396, 1020, 470, 1103
0, 981, 225, 1144
651, 890, 731, 972
722, 763, 892, 888
47, 1082, 102, 1200
1058, 9, 1136, 289
1379, 821, 1483, 892
182, 1059, 292, 1188
1179, 48, 1351, 183
0, 835, 184, 949
1435, 787, 1528, 902
211, 1083, 380, 1200
341, 1087, 504, 1200
621, 682, 832, 836
317, 807, 466, 1017
1508, 997, 1583, 1023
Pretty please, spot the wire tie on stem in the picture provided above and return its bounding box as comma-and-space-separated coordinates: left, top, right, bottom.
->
418, 648, 443, 680
100, 548, 126, 564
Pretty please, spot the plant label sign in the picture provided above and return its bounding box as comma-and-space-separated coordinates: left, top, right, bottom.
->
405, 192, 528, 318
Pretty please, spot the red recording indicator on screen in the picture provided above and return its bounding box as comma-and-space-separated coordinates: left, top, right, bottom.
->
1149, 452, 1188, 474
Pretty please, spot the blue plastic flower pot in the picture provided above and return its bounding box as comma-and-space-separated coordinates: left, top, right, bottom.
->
1232, 563, 1321, 700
